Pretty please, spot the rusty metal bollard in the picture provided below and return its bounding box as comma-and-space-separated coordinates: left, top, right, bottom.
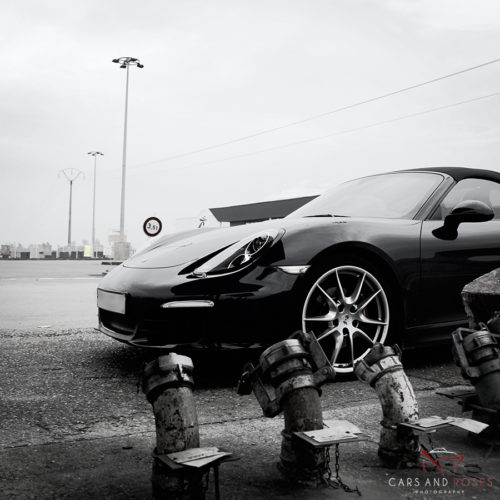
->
354, 344, 420, 467
452, 327, 500, 434
238, 331, 335, 483
487, 311, 500, 335
142, 353, 201, 499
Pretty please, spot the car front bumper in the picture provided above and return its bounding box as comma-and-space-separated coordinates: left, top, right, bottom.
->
97, 263, 306, 349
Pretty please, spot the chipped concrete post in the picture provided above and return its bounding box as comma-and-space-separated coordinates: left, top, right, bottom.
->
142, 353, 201, 499
355, 344, 420, 467
238, 332, 335, 483
462, 268, 500, 329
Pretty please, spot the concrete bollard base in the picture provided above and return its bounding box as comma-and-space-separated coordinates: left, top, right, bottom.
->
279, 388, 328, 484
355, 344, 420, 468
152, 459, 205, 500
378, 427, 421, 468
143, 354, 202, 499
279, 431, 328, 486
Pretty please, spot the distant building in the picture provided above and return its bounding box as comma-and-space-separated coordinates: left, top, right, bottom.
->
0, 241, 109, 259
113, 241, 132, 261
13, 244, 29, 259
1, 243, 31, 259
93, 240, 105, 258
171, 196, 317, 233
1, 245, 10, 259
209, 195, 317, 226
57, 244, 85, 259
28, 243, 53, 259
107, 232, 132, 261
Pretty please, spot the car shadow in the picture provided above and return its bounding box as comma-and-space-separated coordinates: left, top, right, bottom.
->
399, 343, 454, 369
95, 342, 260, 389
94, 339, 456, 389
190, 350, 261, 389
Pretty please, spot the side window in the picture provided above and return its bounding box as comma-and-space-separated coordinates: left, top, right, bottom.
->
432, 178, 500, 220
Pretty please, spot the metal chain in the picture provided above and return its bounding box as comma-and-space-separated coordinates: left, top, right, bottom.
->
335, 443, 341, 481
201, 469, 210, 495
324, 444, 361, 495
419, 433, 437, 472
427, 433, 435, 454
325, 447, 333, 482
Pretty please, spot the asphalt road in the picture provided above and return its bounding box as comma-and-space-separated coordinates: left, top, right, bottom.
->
1, 261, 499, 499
0, 260, 106, 329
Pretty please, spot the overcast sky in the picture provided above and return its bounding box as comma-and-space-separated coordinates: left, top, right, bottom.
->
1, 0, 500, 250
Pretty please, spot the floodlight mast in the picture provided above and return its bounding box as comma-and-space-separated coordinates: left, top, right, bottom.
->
112, 57, 144, 244
59, 168, 84, 248
88, 151, 103, 258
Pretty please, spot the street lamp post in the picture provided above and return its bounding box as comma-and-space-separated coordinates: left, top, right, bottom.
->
88, 151, 103, 258
59, 168, 84, 255
112, 57, 144, 245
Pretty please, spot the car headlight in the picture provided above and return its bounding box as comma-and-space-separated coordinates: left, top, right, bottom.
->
192, 229, 282, 277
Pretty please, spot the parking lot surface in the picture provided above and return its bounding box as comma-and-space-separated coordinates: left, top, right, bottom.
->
1, 261, 499, 499
0, 260, 105, 329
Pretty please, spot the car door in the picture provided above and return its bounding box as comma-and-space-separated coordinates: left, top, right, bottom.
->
419, 177, 500, 331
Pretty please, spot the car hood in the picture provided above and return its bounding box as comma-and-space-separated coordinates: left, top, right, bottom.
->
123, 216, 414, 269
124, 221, 290, 269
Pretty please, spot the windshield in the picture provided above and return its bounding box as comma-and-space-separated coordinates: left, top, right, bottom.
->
288, 172, 445, 219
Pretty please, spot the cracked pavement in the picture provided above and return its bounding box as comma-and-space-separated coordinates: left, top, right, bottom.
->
1, 326, 499, 499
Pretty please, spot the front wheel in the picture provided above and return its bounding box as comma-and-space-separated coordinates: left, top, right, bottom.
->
302, 262, 393, 373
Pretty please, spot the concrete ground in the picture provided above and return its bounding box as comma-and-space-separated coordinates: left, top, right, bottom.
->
1, 260, 499, 499
1, 327, 499, 500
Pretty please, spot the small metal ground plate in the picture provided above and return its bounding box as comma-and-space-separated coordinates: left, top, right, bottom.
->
399, 416, 488, 434
436, 388, 500, 416
436, 388, 500, 445
154, 447, 232, 470
294, 420, 369, 449
436, 386, 477, 400
153, 447, 234, 500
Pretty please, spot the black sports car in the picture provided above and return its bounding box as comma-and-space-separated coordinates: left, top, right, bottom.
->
97, 167, 500, 372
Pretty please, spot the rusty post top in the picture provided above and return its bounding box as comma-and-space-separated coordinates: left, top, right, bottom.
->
362, 343, 401, 366
156, 353, 194, 372
259, 339, 309, 375
142, 353, 195, 403
354, 344, 403, 386
452, 327, 500, 380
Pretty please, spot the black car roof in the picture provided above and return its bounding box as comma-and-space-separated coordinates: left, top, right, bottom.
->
401, 166, 500, 183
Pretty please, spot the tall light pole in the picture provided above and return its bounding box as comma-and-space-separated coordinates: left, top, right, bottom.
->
112, 56, 144, 244
88, 151, 103, 258
59, 168, 84, 251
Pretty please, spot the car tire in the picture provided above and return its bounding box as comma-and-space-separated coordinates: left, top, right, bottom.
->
301, 255, 399, 374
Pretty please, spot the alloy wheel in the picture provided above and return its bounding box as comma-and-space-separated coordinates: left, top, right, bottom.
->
302, 265, 390, 373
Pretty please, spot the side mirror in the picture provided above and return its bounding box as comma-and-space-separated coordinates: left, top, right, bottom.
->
446, 199, 494, 225
433, 200, 494, 240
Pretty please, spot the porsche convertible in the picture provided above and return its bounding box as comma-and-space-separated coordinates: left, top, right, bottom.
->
97, 167, 500, 372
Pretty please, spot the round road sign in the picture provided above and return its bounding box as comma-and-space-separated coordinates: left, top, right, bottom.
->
143, 217, 163, 237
